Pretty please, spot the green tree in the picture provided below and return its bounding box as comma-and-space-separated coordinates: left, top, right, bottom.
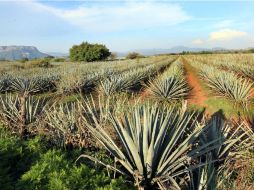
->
69, 42, 111, 62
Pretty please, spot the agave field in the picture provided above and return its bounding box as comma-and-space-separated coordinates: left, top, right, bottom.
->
0, 54, 254, 189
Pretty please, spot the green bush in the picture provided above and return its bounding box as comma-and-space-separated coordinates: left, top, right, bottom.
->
0, 126, 134, 190
17, 150, 134, 190
0, 126, 47, 189
69, 42, 111, 62
126, 52, 144, 59
53, 57, 66, 62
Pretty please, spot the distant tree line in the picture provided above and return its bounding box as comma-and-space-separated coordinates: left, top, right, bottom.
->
179, 48, 254, 55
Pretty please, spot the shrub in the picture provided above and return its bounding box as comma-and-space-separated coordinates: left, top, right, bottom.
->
19, 58, 29, 63
0, 126, 47, 189
17, 149, 134, 190
53, 57, 66, 62
69, 42, 111, 62
25, 59, 51, 68
126, 52, 144, 59
0, 125, 133, 189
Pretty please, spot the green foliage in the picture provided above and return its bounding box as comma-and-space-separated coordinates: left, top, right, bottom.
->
17, 149, 134, 190
0, 125, 133, 190
0, 126, 47, 189
53, 57, 66, 62
70, 42, 111, 62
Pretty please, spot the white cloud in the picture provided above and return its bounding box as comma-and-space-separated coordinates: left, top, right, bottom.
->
23, 1, 190, 32
208, 28, 247, 42
191, 28, 248, 46
192, 39, 204, 45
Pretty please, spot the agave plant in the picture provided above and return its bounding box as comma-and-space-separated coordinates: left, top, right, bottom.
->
190, 153, 217, 190
0, 94, 47, 137
9, 76, 54, 95
148, 77, 189, 102
242, 66, 254, 81
190, 113, 254, 190
79, 100, 220, 190
146, 58, 190, 102
57, 73, 97, 94
44, 102, 94, 148
98, 75, 134, 96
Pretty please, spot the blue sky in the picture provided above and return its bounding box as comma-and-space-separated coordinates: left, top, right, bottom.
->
0, 0, 254, 53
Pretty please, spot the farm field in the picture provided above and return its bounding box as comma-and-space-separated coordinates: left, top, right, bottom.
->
1, 53, 254, 189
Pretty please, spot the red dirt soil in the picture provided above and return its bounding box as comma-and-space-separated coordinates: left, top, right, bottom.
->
139, 89, 151, 102
181, 57, 208, 108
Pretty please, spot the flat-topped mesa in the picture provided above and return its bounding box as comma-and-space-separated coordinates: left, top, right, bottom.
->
0, 46, 50, 61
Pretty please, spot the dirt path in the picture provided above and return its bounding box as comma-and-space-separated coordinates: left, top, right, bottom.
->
181, 57, 208, 108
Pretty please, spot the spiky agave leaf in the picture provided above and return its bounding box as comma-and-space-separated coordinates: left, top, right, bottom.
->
190, 153, 218, 190
0, 94, 47, 134
79, 100, 221, 189
0, 74, 12, 93
193, 114, 254, 190
148, 77, 189, 102
9, 77, 52, 95
44, 102, 94, 148
241, 66, 254, 81
98, 75, 134, 96
199, 66, 254, 108
204, 115, 254, 160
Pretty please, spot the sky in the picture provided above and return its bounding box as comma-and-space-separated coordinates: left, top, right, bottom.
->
0, 0, 254, 53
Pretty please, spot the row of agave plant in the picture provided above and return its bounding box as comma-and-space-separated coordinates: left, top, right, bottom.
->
186, 58, 254, 109
56, 56, 174, 94
0, 56, 175, 138
189, 54, 254, 81
0, 91, 253, 189
147, 59, 190, 102
211, 60, 254, 81
0, 56, 175, 95
98, 60, 172, 96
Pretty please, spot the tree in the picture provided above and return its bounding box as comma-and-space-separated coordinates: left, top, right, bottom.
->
69, 42, 111, 62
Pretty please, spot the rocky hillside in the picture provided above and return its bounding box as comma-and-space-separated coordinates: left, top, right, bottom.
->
0, 46, 50, 60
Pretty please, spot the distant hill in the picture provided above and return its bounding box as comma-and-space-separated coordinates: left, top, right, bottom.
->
0, 46, 50, 61
45, 52, 68, 58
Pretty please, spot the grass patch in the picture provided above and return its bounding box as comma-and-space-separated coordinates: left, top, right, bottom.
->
58, 93, 81, 104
